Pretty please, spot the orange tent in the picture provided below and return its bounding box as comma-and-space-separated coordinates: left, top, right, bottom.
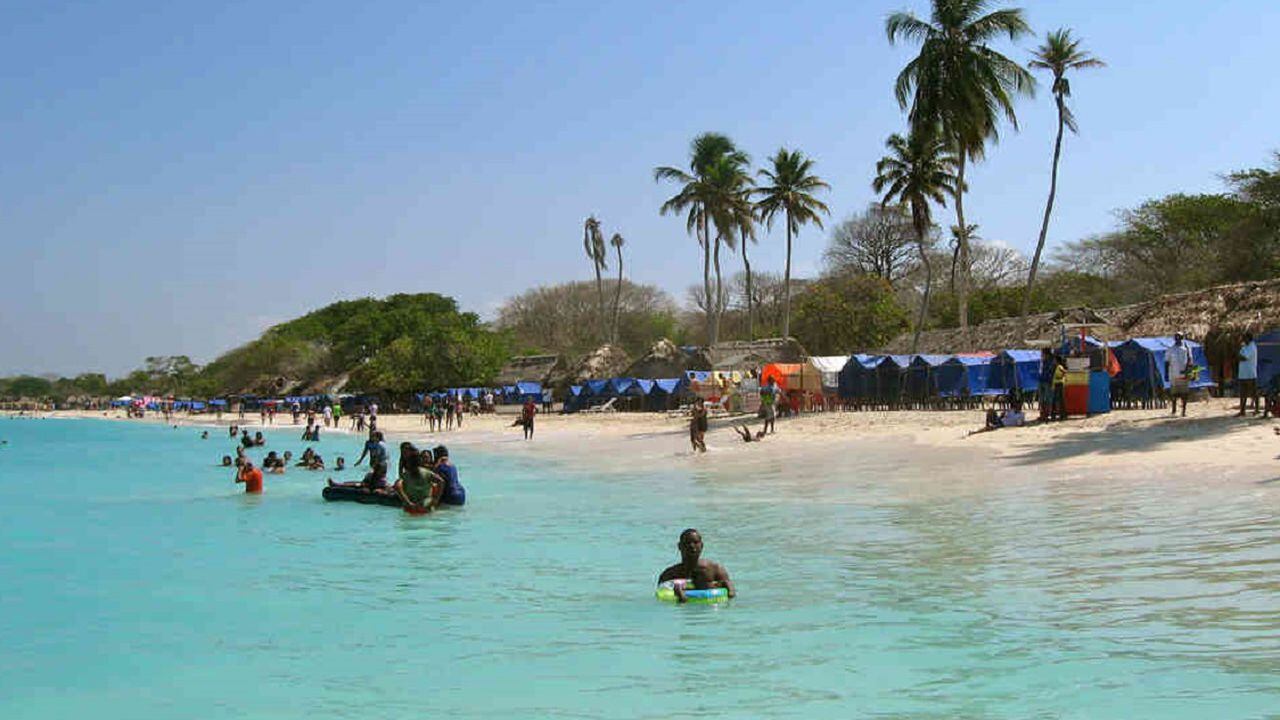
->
760, 362, 823, 393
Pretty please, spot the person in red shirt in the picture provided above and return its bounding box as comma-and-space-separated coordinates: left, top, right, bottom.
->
236, 461, 264, 494
521, 398, 537, 440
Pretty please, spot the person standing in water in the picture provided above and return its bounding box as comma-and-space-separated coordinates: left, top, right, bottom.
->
657, 529, 734, 602
689, 397, 708, 453
236, 460, 264, 494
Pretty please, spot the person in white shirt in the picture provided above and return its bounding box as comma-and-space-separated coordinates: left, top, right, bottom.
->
969, 399, 1026, 436
1166, 332, 1192, 417
1237, 332, 1259, 416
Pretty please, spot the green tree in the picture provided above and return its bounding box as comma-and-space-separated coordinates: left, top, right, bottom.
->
583, 215, 608, 343
1021, 28, 1105, 329
792, 274, 909, 355
887, 0, 1035, 337
872, 131, 959, 352
755, 148, 831, 339
656, 133, 746, 345
8, 375, 53, 398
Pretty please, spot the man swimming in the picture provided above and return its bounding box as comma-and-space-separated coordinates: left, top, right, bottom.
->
657, 528, 735, 602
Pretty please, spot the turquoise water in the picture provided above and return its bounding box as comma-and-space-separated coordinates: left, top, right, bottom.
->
2, 418, 1279, 718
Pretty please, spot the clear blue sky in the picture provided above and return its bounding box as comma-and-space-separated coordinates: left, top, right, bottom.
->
4, 0, 1278, 377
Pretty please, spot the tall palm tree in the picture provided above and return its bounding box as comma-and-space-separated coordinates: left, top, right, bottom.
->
704, 151, 752, 340
756, 148, 830, 339
655, 132, 745, 345
887, 0, 1035, 337
582, 215, 608, 343
609, 232, 626, 345
873, 131, 960, 352
1020, 28, 1104, 330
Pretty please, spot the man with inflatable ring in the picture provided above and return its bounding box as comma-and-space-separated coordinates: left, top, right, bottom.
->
657, 528, 734, 602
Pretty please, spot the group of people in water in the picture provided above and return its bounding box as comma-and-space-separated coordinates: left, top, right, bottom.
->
327, 431, 466, 513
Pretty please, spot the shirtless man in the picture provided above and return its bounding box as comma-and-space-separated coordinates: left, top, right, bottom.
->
657, 528, 735, 603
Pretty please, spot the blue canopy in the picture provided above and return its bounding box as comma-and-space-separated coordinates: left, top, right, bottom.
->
989, 350, 1042, 394
607, 378, 637, 396
837, 355, 880, 400
584, 379, 609, 397
1112, 337, 1213, 399
650, 378, 684, 395
569, 385, 584, 397
936, 356, 995, 397
634, 379, 655, 396
208, 399, 228, 406
515, 381, 542, 398
906, 354, 951, 399
1258, 329, 1280, 392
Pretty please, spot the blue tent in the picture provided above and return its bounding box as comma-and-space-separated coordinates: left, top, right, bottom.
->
837, 355, 880, 401
584, 379, 609, 397
936, 356, 995, 397
633, 379, 655, 396
1254, 329, 1280, 393
209, 398, 228, 407
906, 354, 950, 401
875, 355, 912, 406
646, 377, 686, 411
515, 381, 542, 399
607, 378, 638, 396
1112, 337, 1213, 399
989, 350, 1042, 395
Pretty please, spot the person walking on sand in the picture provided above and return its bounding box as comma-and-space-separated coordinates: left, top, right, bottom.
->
1237, 332, 1260, 417
657, 529, 735, 603
1167, 332, 1192, 418
760, 378, 778, 435
689, 397, 708, 453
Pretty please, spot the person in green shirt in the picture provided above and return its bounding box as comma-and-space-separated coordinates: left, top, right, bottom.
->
394, 442, 442, 513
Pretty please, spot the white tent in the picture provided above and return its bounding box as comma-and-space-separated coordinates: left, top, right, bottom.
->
809, 356, 850, 392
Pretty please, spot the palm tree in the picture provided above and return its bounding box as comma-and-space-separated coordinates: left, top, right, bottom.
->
655, 133, 745, 344
1020, 29, 1104, 330
873, 131, 960, 352
582, 215, 608, 343
609, 232, 626, 344
704, 151, 752, 339
887, 0, 1035, 337
756, 148, 830, 338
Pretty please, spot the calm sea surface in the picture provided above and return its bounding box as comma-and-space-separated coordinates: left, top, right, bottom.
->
1, 418, 1278, 718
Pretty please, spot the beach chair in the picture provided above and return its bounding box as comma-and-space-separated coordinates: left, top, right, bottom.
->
583, 397, 617, 414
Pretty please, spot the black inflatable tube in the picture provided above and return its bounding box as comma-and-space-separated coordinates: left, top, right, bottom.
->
321, 485, 403, 507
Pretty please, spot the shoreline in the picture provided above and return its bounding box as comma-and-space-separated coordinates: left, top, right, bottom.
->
15, 398, 1279, 477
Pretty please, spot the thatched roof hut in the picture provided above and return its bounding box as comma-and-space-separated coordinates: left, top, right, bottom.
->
707, 337, 808, 372
1107, 278, 1280, 341
494, 354, 564, 386
625, 338, 711, 379
549, 345, 632, 389
880, 307, 1121, 355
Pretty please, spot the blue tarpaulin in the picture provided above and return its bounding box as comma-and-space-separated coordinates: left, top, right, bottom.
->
906, 355, 950, 400
838, 355, 880, 400
990, 350, 1042, 394
1112, 337, 1213, 399
936, 356, 995, 397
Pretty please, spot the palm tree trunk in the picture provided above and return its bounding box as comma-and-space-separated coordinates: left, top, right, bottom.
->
1021, 94, 1067, 336
782, 216, 793, 338
594, 264, 606, 344
741, 227, 754, 340
701, 212, 714, 345
911, 204, 932, 354
612, 245, 624, 345
953, 151, 971, 340
713, 232, 724, 342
